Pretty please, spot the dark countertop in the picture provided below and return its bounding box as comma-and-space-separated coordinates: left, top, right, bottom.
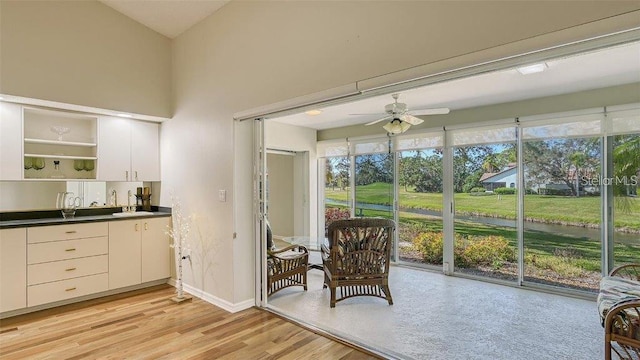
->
0, 207, 171, 229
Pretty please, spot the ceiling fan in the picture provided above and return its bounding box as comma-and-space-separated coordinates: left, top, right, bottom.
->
359, 94, 449, 134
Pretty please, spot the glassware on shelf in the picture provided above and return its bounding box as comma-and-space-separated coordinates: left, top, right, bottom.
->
24, 157, 33, 170
73, 160, 84, 171
83, 159, 95, 171
33, 158, 45, 170
51, 160, 65, 179
50, 126, 71, 141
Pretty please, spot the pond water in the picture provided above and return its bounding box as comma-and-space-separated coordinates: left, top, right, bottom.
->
327, 200, 638, 246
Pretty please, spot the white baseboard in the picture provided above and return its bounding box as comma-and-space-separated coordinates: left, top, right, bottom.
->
167, 279, 254, 313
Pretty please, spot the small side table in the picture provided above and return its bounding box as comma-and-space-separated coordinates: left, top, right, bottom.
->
281, 236, 327, 270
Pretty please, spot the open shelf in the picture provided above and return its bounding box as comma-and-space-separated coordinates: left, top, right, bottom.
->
22, 107, 99, 180
24, 154, 98, 160
24, 138, 97, 147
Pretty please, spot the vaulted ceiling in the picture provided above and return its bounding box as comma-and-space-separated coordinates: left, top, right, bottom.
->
99, 0, 229, 38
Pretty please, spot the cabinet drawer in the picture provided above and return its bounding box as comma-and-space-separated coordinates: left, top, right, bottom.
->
28, 222, 108, 243
28, 255, 108, 285
28, 237, 108, 264
27, 273, 108, 307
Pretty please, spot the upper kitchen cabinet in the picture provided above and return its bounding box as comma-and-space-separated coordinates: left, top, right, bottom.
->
98, 117, 160, 181
0, 102, 23, 180
22, 107, 98, 180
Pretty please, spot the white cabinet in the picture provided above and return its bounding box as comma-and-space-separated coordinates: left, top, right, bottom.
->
131, 120, 160, 182
98, 117, 160, 181
26, 223, 108, 307
0, 102, 24, 180
0, 228, 27, 312
108, 219, 142, 289
141, 217, 171, 282
109, 217, 170, 289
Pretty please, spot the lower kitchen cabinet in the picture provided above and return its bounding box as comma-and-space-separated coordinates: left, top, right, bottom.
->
109, 220, 142, 289
0, 228, 27, 312
141, 217, 171, 282
0, 216, 171, 316
109, 217, 170, 289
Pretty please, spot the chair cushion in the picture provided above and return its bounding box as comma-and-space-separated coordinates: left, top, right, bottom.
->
597, 276, 640, 319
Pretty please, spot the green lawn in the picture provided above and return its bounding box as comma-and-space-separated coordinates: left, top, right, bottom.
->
353, 209, 638, 272
326, 183, 640, 287
326, 183, 640, 231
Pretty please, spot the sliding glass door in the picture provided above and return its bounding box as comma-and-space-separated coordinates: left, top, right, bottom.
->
521, 115, 603, 292
449, 126, 519, 282
397, 149, 443, 266
354, 153, 394, 220
323, 156, 351, 236
608, 107, 640, 273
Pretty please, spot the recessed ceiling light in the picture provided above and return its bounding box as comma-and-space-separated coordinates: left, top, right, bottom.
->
305, 109, 322, 116
516, 63, 548, 75
117, 113, 133, 118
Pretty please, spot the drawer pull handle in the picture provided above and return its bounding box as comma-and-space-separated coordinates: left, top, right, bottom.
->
65, 231, 77, 234
65, 267, 77, 272
144, 223, 148, 231
135, 223, 139, 232
65, 287, 77, 292
65, 248, 76, 252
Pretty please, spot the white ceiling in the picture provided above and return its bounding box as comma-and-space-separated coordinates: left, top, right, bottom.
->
274, 42, 640, 130
99, 0, 229, 39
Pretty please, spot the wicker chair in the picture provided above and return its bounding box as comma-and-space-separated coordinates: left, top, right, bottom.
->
267, 245, 309, 296
599, 263, 640, 360
322, 218, 395, 308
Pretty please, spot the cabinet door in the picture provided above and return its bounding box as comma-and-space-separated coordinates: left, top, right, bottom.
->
0, 102, 23, 180
141, 217, 170, 282
108, 220, 141, 289
98, 117, 131, 181
0, 228, 27, 312
131, 121, 160, 181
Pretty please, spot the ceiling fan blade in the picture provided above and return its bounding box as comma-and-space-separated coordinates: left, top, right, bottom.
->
411, 107, 450, 116
365, 116, 392, 126
349, 112, 385, 116
401, 114, 424, 126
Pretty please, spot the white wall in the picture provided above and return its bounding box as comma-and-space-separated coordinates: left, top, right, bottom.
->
166, 1, 640, 307
266, 153, 294, 238
0, 1, 172, 118
265, 121, 318, 239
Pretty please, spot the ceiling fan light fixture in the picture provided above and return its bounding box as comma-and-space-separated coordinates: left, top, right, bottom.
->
383, 118, 411, 134
305, 109, 323, 116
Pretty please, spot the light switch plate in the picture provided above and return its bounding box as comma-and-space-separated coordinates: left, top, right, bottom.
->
218, 190, 226, 202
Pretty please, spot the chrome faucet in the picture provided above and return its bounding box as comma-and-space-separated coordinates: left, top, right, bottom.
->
111, 189, 118, 207
128, 190, 132, 209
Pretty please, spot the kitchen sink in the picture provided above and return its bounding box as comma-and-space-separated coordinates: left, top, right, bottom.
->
112, 211, 155, 217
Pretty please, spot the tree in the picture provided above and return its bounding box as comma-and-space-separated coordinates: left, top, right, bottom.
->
415, 153, 443, 193
399, 151, 424, 192
355, 153, 393, 185
453, 145, 494, 193
613, 134, 640, 211
326, 157, 350, 190
524, 138, 600, 196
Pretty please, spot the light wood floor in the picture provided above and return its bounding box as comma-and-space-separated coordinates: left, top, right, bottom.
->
0, 285, 379, 359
